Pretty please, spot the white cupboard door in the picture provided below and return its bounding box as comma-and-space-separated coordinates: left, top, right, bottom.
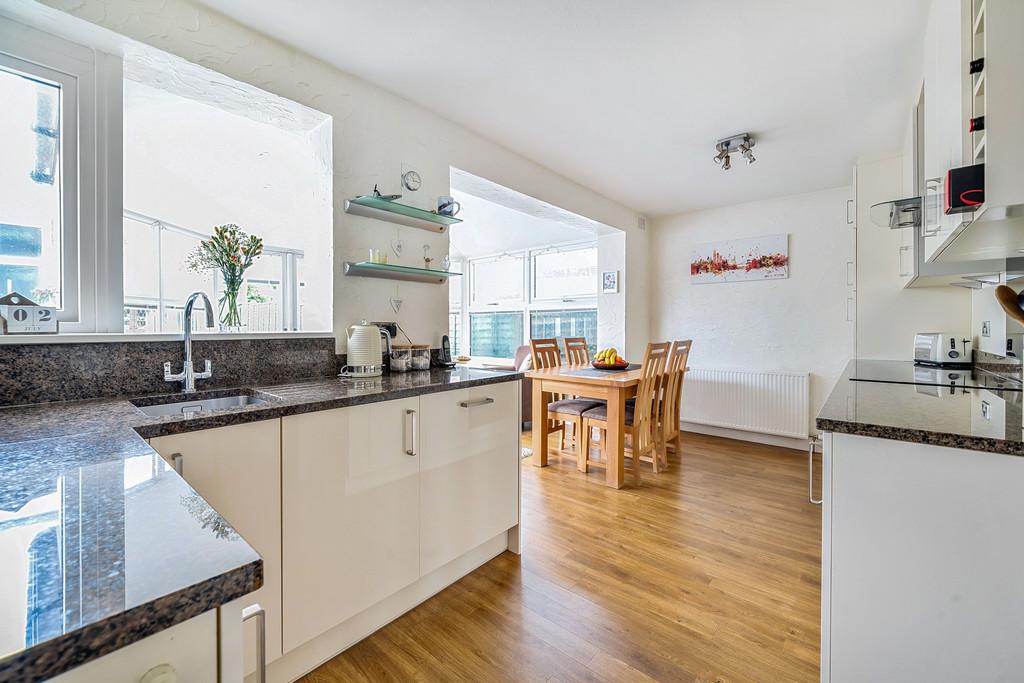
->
419, 381, 520, 575
150, 420, 282, 677
281, 398, 420, 652
828, 433, 1024, 682
49, 610, 217, 683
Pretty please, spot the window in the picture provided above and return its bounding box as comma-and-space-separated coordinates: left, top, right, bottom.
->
532, 246, 598, 301
1, 19, 332, 334
121, 71, 331, 333
469, 312, 524, 359
450, 241, 598, 361
530, 309, 598, 357
0, 51, 79, 316
470, 255, 524, 306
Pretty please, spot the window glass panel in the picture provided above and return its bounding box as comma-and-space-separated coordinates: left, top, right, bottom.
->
448, 267, 463, 308
529, 308, 598, 358
471, 256, 523, 306
122, 71, 332, 332
469, 312, 524, 359
533, 247, 597, 301
0, 67, 63, 307
123, 216, 159, 332
242, 255, 283, 332
448, 312, 462, 356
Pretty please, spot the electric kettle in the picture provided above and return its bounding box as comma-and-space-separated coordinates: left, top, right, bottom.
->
341, 320, 391, 378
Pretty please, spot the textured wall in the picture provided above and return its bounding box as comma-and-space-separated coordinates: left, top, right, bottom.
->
20, 0, 647, 354
651, 186, 855, 434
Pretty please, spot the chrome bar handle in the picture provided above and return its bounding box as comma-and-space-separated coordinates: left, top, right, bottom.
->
459, 397, 495, 408
808, 438, 822, 505
241, 603, 266, 683
404, 409, 417, 456
171, 452, 184, 476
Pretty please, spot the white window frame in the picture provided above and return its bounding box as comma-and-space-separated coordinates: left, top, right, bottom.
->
455, 240, 598, 363
0, 19, 122, 332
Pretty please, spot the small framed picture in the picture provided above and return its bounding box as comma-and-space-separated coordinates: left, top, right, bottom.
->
602, 270, 619, 293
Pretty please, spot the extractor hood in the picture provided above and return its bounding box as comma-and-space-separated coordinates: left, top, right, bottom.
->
870, 196, 921, 229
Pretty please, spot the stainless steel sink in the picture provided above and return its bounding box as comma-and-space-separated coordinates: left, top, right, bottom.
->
131, 392, 273, 418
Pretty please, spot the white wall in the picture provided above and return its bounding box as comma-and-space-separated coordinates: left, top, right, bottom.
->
854, 155, 971, 358
650, 187, 855, 433
18, 0, 648, 353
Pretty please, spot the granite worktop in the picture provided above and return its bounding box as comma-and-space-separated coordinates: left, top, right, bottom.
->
816, 360, 1024, 456
0, 367, 521, 681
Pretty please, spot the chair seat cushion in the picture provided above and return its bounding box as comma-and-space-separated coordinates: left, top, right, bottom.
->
548, 398, 605, 416
582, 402, 635, 425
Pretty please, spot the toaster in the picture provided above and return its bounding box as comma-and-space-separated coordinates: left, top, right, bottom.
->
914, 333, 972, 367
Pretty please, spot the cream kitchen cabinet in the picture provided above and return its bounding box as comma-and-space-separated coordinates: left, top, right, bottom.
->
280, 397, 421, 652
50, 611, 219, 683
820, 432, 1024, 682
150, 419, 282, 678
419, 381, 520, 575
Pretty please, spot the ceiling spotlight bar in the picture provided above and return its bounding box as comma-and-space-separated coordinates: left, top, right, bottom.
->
713, 133, 756, 170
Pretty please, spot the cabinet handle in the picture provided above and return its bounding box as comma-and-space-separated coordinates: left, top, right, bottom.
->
171, 452, 184, 476
808, 439, 823, 506
921, 177, 942, 237
898, 245, 912, 277
241, 603, 266, 683
404, 409, 417, 456
459, 397, 495, 408
846, 198, 855, 225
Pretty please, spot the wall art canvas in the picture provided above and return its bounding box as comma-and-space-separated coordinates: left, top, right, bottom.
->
690, 234, 789, 284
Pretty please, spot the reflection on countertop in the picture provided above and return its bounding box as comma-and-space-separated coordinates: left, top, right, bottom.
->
817, 360, 1024, 456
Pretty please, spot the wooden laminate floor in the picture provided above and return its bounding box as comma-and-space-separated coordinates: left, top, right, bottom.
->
300, 432, 821, 683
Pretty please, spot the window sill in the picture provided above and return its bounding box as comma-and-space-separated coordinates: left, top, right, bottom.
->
0, 331, 335, 344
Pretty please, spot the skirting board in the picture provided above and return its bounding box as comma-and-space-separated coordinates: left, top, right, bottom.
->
682, 421, 809, 451
259, 529, 514, 683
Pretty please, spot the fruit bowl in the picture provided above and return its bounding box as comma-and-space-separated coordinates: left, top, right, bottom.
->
592, 359, 630, 371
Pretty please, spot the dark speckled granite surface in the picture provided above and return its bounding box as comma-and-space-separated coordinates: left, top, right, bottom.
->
817, 360, 1024, 455
0, 336, 338, 407
0, 367, 521, 682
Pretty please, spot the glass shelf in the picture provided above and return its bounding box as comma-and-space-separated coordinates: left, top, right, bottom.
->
343, 261, 461, 284
344, 196, 463, 233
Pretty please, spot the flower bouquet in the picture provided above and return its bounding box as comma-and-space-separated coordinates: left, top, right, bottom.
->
186, 224, 264, 331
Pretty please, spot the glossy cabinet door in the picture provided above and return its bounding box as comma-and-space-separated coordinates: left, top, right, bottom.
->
50, 610, 217, 683
150, 420, 282, 677
825, 432, 1024, 682
418, 381, 520, 575
281, 398, 421, 651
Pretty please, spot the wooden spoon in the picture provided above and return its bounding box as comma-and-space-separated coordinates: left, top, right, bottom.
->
995, 285, 1024, 325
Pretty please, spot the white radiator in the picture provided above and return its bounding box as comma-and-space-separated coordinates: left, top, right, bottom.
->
681, 368, 809, 440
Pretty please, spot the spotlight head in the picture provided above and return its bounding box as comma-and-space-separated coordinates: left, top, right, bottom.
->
740, 143, 756, 164
721, 154, 731, 171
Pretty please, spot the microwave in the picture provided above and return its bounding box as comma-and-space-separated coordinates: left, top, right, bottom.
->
914, 333, 972, 367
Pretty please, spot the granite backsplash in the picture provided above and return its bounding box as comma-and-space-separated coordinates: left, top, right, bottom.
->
0, 337, 339, 406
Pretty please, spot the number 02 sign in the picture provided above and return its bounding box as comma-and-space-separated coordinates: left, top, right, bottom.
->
0, 294, 59, 334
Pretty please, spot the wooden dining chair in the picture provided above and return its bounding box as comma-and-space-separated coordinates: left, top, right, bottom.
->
563, 337, 591, 365
580, 341, 671, 486
657, 339, 692, 468
530, 338, 602, 455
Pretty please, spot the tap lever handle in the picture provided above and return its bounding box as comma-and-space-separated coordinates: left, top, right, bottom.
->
195, 360, 213, 379
163, 361, 184, 382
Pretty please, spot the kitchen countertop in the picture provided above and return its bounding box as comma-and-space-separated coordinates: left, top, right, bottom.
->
816, 360, 1024, 456
0, 367, 522, 682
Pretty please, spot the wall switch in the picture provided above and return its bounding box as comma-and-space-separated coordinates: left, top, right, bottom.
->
982, 320, 991, 337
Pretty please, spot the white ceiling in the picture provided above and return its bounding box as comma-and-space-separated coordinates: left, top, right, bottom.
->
196, 0, 929, 217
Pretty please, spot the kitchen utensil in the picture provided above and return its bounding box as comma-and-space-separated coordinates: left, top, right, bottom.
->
995, 285, 1024, 326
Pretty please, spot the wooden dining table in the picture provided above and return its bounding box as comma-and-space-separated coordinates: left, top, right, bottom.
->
525, 364, 644, 489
